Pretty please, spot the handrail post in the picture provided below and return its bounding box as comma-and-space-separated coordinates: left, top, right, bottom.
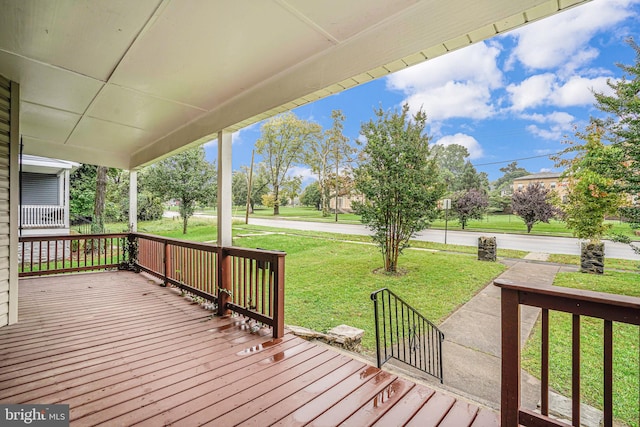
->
271, 252, 285, 338
501, 286, 521, 426
217, 247, 231, 317
126, 233, 139, 271
163, 240, 169, 286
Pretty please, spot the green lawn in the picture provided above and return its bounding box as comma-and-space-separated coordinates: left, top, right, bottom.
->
522, 271, 640, 427
548, 253, 640, 272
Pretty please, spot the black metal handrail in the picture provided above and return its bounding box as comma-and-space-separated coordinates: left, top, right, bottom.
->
371, 287, 445, 383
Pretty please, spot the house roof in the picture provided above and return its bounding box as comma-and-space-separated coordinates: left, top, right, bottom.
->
0, 0, 591, 170
513, 172, 563, 181
20, 154, 80, 175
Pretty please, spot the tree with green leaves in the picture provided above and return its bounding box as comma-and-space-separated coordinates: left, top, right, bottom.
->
511, 183, 560, 233
105, 169, 164, 224
300, 182, 322, 209
280, 176, 302, 207
493, 161, 530, 192
305, 110, 353, 216
489, 161, 530, 213
70, 164, 98, 219
432, 143, 469, 194
456, 161, 489, 193
353, 104, 444, 273
327, 110, 355, 220
452, 189, 488, 229
592, 38, 640, 228
255, 112, 322, 215
145, 146, 216, 234
555, 124, 624, 242
232, 163, 269, 213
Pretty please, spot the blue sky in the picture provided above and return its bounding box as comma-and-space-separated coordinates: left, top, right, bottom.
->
205, 0, 640, 184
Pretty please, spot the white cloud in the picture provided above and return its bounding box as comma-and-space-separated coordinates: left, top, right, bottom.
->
386, 41, 502, 121
507, 74, 616, 111
506, 0, 636, 72
506, 74, 555, 111
287, 166, 315, 183
521, 111, 574, 125
433, 134, 484, 159
550, 76, 613, 106
522, 111, 576, 140
403, 82, 494, 121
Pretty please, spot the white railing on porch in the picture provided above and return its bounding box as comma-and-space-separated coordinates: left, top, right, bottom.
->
20, 205, 66, 228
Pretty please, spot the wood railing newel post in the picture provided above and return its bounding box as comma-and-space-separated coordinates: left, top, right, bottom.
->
272, 252, 285, 338
500, 284, 521, 427
163, 240, 169, 286
217, 247, 231, 317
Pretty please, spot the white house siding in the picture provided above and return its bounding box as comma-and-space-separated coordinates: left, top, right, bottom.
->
0, 75, 18, 327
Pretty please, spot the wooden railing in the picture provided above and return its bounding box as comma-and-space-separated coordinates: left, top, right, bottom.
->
18, 232, 286, 338
130, 233, 285, 338
496, 279, 640, 427
20, 205, 66, 228
19, 233, 129, 276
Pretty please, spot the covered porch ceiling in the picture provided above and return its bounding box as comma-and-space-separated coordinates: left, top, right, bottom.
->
1, 0, 590, 170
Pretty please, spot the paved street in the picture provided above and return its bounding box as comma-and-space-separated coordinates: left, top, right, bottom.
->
239, 217, 640, 260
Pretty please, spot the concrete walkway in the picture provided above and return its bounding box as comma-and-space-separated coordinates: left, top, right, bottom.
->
438, 256, 577, 410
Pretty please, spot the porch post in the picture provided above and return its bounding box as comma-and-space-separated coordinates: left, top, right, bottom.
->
129, 170, 137, 232
216, 131, 232, 316
63, 169, 70, 229
8, 81, 19, 325
217, 131, 232, 247
501, 286, 521, 426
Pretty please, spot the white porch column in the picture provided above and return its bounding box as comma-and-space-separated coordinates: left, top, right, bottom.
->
129, 170, 137, 232
63, 169, 70, 229
217, 131, 232, 247
8, 81, 19, 325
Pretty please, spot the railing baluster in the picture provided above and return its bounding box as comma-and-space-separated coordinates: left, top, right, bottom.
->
603, 319, 613, 427
572, 314, 581, 426
542, 308, 549, 416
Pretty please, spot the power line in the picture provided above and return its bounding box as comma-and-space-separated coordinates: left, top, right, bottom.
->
472, 151, 565, 167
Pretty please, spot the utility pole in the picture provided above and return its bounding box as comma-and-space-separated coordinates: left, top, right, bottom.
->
245, 150, 254, 224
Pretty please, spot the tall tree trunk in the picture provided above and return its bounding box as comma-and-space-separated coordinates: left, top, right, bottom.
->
273, 185, 280, 215
93, 166, 108, 234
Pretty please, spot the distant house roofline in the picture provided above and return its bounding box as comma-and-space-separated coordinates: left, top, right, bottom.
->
513, 172, 563, 181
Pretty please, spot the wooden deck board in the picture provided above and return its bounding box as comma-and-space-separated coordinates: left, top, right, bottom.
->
0, 271, 499, 426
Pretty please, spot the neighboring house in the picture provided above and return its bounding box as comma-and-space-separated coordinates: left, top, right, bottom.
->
19, 155, 78, 236
329, 193, 363, 213
512, 172, 569, 202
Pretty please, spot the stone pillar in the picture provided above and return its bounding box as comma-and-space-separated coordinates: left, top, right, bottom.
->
128, 170, 137, 232
478, 236, 497, 262
580, 241, 604, 274
217, 131, 232, 247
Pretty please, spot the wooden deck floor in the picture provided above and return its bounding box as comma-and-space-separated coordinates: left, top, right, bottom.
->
0, 271, 499, 426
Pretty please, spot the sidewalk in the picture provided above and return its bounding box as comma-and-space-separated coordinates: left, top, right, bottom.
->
438, 256, 577, 410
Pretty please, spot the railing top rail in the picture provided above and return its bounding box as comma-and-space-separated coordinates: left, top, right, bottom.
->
225, 246, 287, 260
133, 232, 220, 253
494, 278, 640, 325
19, 233, 128, 242
371, 287, 444, 334
132, 233, 286, 259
